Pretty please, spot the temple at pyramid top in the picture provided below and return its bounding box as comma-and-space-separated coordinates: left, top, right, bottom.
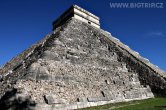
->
53, 5, 100, 30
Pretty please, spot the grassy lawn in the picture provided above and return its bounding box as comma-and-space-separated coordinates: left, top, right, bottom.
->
78, 98, 166, 110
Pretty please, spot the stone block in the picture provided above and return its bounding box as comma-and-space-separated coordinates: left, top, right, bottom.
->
77, 102, 85, 109
96, 101, 109, 106
35, 103, 52, 110
65, 104, 78, 110
124, 90, 143, 99
78, 97, 87, 102
146, 92, 154, 97
44, 95, 55, 104
38, 66, 49, 74
44, 94, 66, 105
83, 102, 91, 108
37, 74, 50, 80
144, 87, 154, 97
43, 51, 60, 61
87, 97, 98, 102
102, 90, 115, 100
87, 97, 110, 102
87, 97, 99, 102
89, 102, 98, 107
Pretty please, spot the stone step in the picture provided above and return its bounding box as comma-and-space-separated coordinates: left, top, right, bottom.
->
87, 97, 110, 102
124, 87, 154, 99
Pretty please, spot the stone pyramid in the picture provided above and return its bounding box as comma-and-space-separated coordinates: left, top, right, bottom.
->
0, 5, 165, 110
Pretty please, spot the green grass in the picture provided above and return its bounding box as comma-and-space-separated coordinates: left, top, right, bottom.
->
78, 98, 166, 110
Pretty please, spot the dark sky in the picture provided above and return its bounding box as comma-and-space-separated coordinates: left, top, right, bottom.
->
0, 0, 166, 72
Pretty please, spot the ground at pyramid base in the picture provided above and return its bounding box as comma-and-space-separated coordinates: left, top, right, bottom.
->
0, 5, 165, 110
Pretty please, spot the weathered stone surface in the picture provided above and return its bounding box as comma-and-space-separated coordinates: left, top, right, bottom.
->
78, 97, 87, 102
44, 94, 66, 105
87, 97, 109, 102
0, 5, 165, 110
44, 95, 56, 104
